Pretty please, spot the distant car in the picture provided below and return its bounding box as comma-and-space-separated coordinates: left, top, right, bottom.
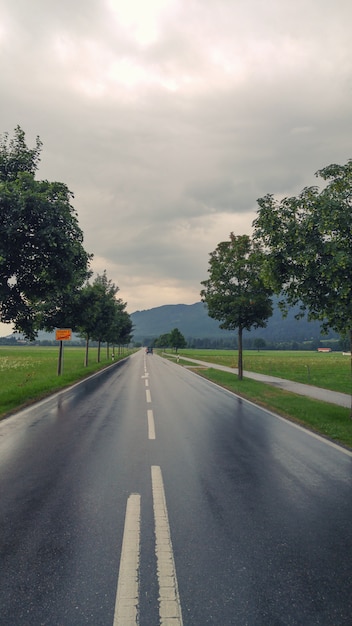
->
146, 347, 153, 354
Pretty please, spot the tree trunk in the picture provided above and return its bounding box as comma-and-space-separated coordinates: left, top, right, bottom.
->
238, 327, 243, 380
97, 340, 101, 363
350, 328, 352, 420
84, 335, 89, 367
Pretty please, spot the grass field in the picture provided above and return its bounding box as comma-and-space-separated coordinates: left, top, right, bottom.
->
176, 349, 352, 395
0, 345, 134, 419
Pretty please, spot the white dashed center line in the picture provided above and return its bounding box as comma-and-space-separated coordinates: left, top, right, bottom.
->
113, 494, 141, 626
151, 465, 183, 626
115, 356, 182, 623
148, 409, 156, 440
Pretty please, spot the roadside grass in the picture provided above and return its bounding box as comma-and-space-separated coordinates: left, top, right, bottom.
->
175, 349, 352, 395
0, 346, 134, 419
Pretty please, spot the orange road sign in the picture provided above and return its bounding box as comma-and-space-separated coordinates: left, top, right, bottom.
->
55, 328, 72, 341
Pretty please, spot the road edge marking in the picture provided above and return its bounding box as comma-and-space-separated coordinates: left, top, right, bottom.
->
181, 365, 352, 457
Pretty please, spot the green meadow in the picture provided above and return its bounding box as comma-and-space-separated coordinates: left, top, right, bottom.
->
177, 349, 351, 395
0, 345, 134, 419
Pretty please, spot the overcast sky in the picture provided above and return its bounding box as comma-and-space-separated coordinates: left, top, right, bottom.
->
1, 0, 351, 335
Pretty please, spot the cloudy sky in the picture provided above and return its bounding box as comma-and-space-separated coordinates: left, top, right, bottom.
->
0, 0, 351, 334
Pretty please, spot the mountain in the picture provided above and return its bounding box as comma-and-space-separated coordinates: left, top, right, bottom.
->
131, 302, 228, 341
130, 301, 339, 346
1, 301, 338, 347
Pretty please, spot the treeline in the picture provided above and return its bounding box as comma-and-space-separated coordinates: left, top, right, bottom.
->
0, 127, 132, 364
135, 335, 345, 351
190, 337, 345, 351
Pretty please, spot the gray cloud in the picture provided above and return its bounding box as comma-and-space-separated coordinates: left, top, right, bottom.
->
0, 0, 351, 333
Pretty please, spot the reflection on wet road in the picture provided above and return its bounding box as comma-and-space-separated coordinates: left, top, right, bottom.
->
1, 350, 352, 625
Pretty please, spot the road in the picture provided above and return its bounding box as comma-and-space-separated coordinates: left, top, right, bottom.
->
1, 350, 352, 625
166, 353, 352, 407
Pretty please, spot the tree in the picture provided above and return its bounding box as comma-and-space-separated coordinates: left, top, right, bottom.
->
91, 271, 120, 362
0, 126, 92, 339
105, 301, 133, 357
154, 333, 171, 348
253, 338, 266, 351
200, 233, 273, 379
253, 159, 352, 413
253, 159, 352, 347
74, 281, 103, 366
169, 328, 187, 352
74, 272, 132, 365
0, 125, 42, 181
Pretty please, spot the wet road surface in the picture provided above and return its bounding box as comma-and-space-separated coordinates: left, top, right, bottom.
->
1, 350, 352, 625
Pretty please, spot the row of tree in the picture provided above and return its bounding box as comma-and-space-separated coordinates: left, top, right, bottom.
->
69, 270, 132, 365
0, 126, 132, 361
201, 159, 352, 380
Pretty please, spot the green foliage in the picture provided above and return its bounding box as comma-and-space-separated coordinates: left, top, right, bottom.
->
179, 349, 351, 394
253, 159, 352, 341
153, 329, 187, 350
0, 125, 42, 181
154, 333, 171, 348
91, 272, 120, 343
200, 233, 273, 378
169, 328, 187, 352
105, 304, 133, 347
0, 126, 92, 339
74, 271, 132, 365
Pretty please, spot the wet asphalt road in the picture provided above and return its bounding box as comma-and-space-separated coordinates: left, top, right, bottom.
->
1, 350, 352, 625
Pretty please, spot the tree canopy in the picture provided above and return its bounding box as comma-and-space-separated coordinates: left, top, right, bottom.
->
0, 126, 42, 181
200, 233, 273, 379
0, 126, 92, 338
169, 328, 187, 352
75, 271, 132, 366
253, 159, 352, 346
152, 329, 187, 351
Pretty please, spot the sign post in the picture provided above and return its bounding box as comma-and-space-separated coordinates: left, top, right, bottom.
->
56, 329, 72, 375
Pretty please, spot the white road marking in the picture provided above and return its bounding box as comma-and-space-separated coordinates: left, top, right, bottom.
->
145, 379, 149, 387
113, 494, 141, 626
151, 466, 183, 626
147, 409, 156, 440
146, 389, 152, 403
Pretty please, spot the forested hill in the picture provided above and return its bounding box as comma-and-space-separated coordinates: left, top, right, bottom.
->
130, 301, 339, 348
